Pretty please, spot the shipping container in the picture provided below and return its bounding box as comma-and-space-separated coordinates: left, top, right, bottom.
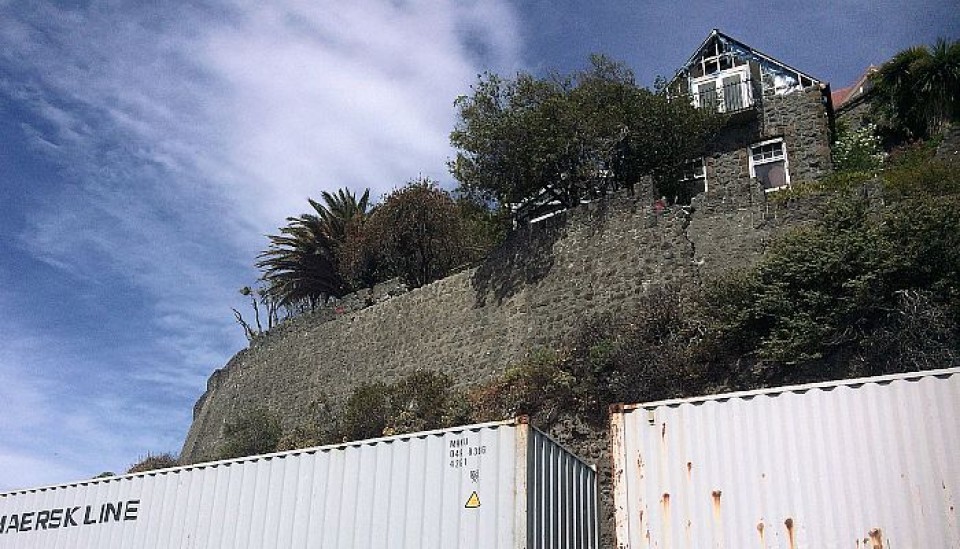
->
609, 367, 960, 549
0, 418, 598, 548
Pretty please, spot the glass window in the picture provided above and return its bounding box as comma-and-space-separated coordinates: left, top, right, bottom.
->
681, 158, 708, 194
749, 140, 790, 191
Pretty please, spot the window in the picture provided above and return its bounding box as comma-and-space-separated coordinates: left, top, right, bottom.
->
749, 139, 789, 191
691, 67, 753, 113
681, 157, 708, 194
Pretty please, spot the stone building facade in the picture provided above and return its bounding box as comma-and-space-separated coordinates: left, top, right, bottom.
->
674, 29, 834, 198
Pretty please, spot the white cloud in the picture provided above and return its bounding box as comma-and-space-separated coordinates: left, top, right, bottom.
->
196, 0, 521, 228
0, 0, 522, 488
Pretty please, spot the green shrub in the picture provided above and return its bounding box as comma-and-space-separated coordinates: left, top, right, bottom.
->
384, 370, 470, 435
276, 395, 343, 450
219, 407, 283, 460
563, 285, 712, 414
881, 158, 960, 199
341, 382, 391, 441
340, 180, 501, 289
884, 137, 941, 168
706, 189, 960, 376
469, 349, 576, 424
470, 286, 714, 426
833, 123, 885, 172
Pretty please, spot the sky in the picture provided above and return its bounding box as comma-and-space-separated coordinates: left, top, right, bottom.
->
0, 0, 956, 491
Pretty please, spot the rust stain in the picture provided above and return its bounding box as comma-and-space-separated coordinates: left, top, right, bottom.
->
711, 490, 722, 521
868, 528, 884, 549
661, 422, 667, 440
661, 493, 672, 549
784, 518, 796, 549
756, 521, 765, 546
686, 461, 692, 481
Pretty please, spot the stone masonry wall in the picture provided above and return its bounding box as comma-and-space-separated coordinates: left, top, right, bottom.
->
836, 96, 874, 131
706, 86, 833, 203
762, 87, 834, 182
182, 198, 690, 462
182, 191, 824, 464
181, 190, 826, 546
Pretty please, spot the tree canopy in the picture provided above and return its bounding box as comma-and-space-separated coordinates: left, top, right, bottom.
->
340, 179, 503, 289
870, 38, 960, 142
449, 55, 721, 208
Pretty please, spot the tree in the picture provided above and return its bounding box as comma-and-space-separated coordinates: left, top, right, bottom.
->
340, 179, 498, 289
257, 188, 371, 307
871, 38, 960, 141
449, 55, 720, 208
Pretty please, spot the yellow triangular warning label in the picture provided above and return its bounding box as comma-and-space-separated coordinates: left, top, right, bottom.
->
464, 491, 481, 508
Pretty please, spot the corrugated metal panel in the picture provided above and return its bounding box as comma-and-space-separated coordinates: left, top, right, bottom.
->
527, 428, 599, 549
610, 368, 960, 549
0, 419, 598, 548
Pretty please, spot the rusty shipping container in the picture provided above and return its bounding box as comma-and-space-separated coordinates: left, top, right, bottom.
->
0, 418, 598, 548
610, 367, 960, 548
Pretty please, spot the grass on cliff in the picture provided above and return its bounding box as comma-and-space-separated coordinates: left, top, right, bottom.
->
127, 452, 179, 474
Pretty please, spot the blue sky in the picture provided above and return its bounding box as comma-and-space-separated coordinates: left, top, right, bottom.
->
1, 0, 956, 490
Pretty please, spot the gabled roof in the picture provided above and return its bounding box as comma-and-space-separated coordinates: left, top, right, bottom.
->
679, 29, 823, 88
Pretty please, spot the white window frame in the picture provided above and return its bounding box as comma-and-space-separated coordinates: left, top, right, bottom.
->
749, 138, 790, 192
681, 157, 708, 193
691, 66, 752, 113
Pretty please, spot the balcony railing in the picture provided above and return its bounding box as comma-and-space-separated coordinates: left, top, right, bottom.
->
693, 77, 758, 114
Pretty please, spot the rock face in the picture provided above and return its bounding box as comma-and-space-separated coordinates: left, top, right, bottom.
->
180, 189, 822, 464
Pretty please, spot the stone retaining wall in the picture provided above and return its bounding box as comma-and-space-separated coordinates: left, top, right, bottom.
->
181, 190, 822, 463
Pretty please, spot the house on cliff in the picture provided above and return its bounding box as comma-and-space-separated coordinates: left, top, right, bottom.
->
672, 29, 835, 196
517, 29, 836, 223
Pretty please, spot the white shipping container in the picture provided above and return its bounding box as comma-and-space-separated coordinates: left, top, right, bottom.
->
0, 418, 598, 548
610, 367, 960, 549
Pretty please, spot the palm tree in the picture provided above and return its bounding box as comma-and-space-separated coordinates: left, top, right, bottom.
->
257, 188, 371, 308
914, 38, 960, 135
871, 38, 960, 140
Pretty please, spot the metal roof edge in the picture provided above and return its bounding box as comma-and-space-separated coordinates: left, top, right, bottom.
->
681, 28, 825, 86
0, 418, 523, 497
616, 367, 960, 411
681, 28, 720, 69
